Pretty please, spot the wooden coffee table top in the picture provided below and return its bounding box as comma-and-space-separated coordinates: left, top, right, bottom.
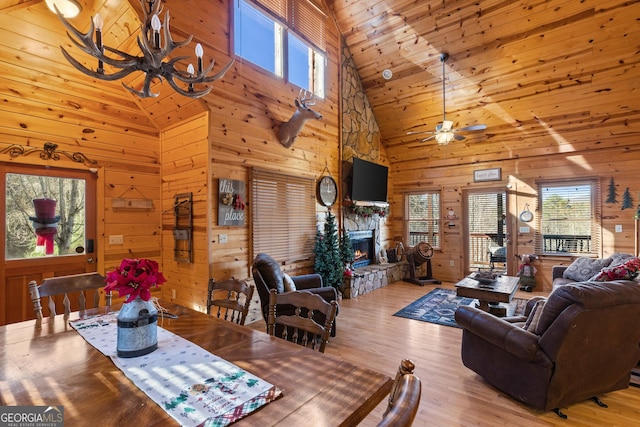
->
454, 275, 520, 304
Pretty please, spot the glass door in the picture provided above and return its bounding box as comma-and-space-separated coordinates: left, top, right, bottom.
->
466, 190, 509, 273
1, 163, 97, 325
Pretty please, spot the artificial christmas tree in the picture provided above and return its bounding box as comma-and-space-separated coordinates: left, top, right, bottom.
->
313, 211, 344, 290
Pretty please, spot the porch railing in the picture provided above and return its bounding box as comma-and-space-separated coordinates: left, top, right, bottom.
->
542, 234, 591, 254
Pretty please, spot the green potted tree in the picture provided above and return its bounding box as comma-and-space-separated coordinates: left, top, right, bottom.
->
314, 211, 344, 291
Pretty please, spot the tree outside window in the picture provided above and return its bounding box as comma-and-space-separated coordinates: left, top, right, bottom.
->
5, 173, 85, 259
538, 180, 598, 255
406, 192, 441, 249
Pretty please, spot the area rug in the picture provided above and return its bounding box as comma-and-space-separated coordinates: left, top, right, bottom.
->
393, 287, 527, 328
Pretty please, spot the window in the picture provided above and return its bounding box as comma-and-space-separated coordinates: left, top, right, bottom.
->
4, 170, 86, 259
405, 192, 441, 249
536, 179, 600, 255
251, 168, 315, 263
233, 0, 326, 97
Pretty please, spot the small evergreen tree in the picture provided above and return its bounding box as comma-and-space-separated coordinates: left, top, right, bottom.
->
313, 211, 343, 289
622, 187, 634, 210
606, 177, 618, 204
339, 229, 355, 268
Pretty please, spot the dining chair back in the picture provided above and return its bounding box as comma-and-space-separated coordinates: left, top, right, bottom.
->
267, 288, 338, 353
378, 359, 422, 427
28, 272, 110, 320
206, 278, 255, 325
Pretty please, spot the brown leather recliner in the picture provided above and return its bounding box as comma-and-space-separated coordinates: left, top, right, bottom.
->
455, 280, 640, 415
252, 253, 338, 336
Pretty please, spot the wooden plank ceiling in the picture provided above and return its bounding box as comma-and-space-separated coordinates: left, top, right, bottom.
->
326, 0, 640, 167
1, 0, 638, 159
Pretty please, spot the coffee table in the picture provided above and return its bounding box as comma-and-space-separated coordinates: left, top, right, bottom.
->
454, 275, 520, 316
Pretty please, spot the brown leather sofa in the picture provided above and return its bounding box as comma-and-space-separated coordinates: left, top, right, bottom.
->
251, 253, 338, 335
455, 280, 640, 415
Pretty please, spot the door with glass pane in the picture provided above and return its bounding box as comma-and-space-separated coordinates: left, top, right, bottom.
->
0, 163, 96, 325
465, 190, 509, 273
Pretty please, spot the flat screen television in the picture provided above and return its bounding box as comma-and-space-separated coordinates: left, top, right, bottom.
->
350, 158, 388, 202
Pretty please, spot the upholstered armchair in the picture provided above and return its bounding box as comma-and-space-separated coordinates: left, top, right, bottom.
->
251, 253, 338, 335
455, 280, 640, 417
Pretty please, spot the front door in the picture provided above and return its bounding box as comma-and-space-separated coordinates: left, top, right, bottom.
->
465, 190, 509, 274
0, 163, 97, 325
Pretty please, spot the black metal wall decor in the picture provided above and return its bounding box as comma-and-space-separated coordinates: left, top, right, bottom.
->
1, 142, 96, 167
173, 193, 193, 263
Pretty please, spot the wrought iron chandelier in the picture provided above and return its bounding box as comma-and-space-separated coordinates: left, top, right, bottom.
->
54, 0, 234, 99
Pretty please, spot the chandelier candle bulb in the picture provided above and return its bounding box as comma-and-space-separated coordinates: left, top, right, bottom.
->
195, 43, 204, 73
151, 14, 161, 49
187, 64, 195, 92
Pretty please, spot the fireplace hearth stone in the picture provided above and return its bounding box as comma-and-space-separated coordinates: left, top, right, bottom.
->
341, 262, 409, 299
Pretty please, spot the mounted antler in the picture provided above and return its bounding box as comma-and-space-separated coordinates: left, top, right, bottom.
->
278, 89, 323, 148
55, 0, 234, 98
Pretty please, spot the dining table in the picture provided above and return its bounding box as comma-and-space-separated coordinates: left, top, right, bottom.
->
0, 301, 392, 426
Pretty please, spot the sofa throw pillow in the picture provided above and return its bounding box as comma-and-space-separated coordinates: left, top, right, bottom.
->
608, 253, 635, 268
562, 257, 612, 282
523, 300, 546, 334
592, 257, 640, 281
282, 273, 297, 292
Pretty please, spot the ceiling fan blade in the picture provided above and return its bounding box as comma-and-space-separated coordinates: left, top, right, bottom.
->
407, 130, 436, 135
457, 124, 487, 132
421, 135, 437, 142
454, 133, 466, 141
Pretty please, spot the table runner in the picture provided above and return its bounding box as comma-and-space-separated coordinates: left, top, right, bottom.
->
70, 313, 281, 426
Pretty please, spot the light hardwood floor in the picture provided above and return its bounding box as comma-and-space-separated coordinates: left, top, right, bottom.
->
249, 281, 640, 426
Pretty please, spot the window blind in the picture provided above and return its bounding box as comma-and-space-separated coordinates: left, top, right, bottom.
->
251, 168, 315, 263
535, 179, 600, 255
468, 193, 506, 235
249, 0, 326, 51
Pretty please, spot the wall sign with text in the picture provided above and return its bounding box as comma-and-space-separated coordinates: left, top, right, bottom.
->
473, 168, 502, 182
218, 178, 246, 226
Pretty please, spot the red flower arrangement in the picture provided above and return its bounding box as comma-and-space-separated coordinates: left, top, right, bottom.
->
105, 258, 166, 302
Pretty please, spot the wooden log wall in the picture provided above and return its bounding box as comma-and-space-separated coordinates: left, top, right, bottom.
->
390, 146, 640, 292
0, 2, 163, 323
160, 112, 211, 312
0, 0, 343, 321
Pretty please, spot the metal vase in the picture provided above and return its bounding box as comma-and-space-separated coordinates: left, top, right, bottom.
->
117, 296, 158, 358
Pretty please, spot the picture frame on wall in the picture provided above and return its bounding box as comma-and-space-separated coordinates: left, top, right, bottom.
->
218, 178, 246, 226
473, 168, 502, 182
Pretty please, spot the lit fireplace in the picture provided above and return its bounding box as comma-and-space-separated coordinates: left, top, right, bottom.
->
349, 230, 374, 268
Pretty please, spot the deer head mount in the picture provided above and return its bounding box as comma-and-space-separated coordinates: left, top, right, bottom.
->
278, 89, 322, 148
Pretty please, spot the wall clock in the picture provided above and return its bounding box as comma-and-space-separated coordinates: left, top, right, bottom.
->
519, 208, 533, 222
317, 176, 338, 207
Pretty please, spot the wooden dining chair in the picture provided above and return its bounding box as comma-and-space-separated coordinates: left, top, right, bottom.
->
206, 278, 255, 325
28, 272, 110, 320
378, 359, 422, 427
267, 288, 338, 353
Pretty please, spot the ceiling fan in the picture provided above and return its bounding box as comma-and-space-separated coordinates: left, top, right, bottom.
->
408, 53, 486, 145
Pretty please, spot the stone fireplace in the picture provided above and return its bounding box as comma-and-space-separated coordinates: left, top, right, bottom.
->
349, 230, 374, 268
344, 214, 381, 265
341, 210, 408, 299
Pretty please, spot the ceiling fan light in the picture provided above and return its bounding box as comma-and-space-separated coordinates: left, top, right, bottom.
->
435, 132, 455, 145
45, 0, 82, 18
